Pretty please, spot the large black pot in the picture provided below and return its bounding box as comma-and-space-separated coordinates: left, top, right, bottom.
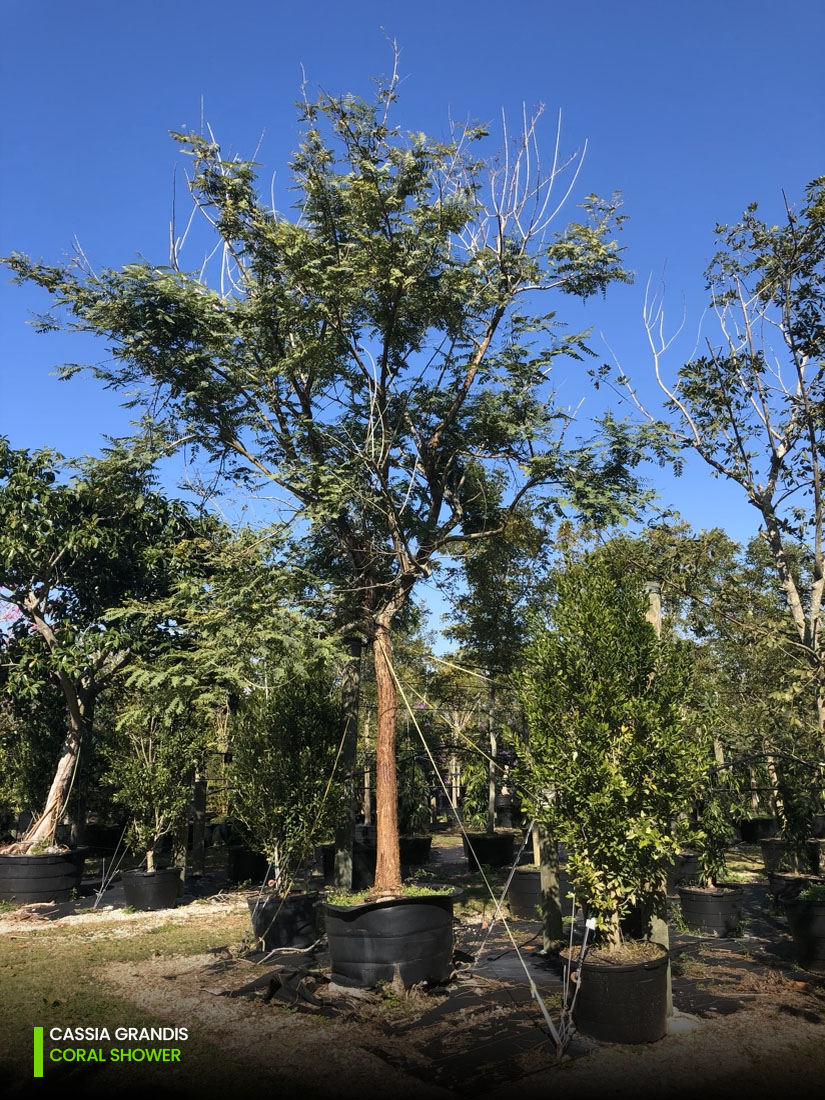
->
463, 832, 516, 870
494, 793, 523, 830
768, 872, 821, 906
82, 824, 127, 857
400, 835, 432, 866
738, 817, 779, 843
247, 892, 318, 951
0, 849, 87, 904
320, 841, 376, 890
507, 866, 574, 920
563, 944, 669, 1043
121, 867, 181, 911
784, 897, 825, 972
760, 838, 791, 874
666, 852, 699, 894
807, 839, 825, 875
227, 846, 270, 886
324, 886, 460, 988
677, 884, 743, 936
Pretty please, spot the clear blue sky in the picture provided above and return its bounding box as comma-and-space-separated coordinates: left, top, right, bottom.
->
2, 0, 823, 557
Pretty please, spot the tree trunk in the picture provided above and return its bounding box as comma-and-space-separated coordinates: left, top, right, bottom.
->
172, 823, 187, 895
537, 825, 563, 949
373, 620, 401, 895
24, 724, 83, 848
334, 636, 363, 890
749, 765, 760, 812
190, 774, 207, 875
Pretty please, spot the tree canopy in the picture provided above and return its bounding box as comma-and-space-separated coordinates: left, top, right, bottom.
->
5, 69, 652, 891
638, 177, 825, 737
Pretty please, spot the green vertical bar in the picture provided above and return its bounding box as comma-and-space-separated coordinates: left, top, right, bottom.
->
33, 1027, 44, 1077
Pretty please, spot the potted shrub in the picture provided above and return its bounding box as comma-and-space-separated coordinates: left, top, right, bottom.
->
459, 745, 516, 870
0, 690, 88, 903
102, 690, 206, 911
760, 751, 822, 875
520, 558, 704, 1043
676, 786, 744, 937
783, 881, 825, 972
229, 661, 346, 951
324, 882, 463, 987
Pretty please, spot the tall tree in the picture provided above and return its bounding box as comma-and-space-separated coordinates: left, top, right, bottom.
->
636, 177, 825, 738
0, 438, 200, 848
6, 69, 648, 893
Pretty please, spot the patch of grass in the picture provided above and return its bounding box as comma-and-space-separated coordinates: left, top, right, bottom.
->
0, 905, 308, 1097
327, 883, 455, 906
725, 845, 763, 883
670, 950, 709, 978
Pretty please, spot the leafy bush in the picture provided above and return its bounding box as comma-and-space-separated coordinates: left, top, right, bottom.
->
519, 556, 705, 946
229, 661, 345, 890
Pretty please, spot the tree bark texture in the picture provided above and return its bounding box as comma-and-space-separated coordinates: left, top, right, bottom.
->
373, 621, 401, 894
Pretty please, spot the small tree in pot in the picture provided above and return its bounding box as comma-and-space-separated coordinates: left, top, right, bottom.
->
521, 557, 703, 946
102, 687, 207, 875
229, 657, 346, 948
519, 556, 704, 1042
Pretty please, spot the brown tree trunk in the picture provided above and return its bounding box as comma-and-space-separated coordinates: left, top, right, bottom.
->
373, 620, 401, 895
23, 725, 83, 848
25, 685, 93, 850
537, 825, 563, 949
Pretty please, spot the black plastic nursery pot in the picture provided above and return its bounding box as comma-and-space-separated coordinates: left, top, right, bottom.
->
320, 841, 377, 890
807, 838, 825, 875
324, 886, 460, 988
399, 835, 432, 865
507, 866, 574, 920
677, 883, 743, 936
0, 848, 87, 904
738, 816, 779, 843
783, 897, 825, 972
760, 838, 790, 874
666, 851, 699, 894
247, 892, 318, 951
494, 793, 523, 830
768, 872, 822, 906
82, 823, 127, 856
121, 867, 181, 911
463, 832, 516, 870
227, 846, 270, 886
563, 943, 669, 1044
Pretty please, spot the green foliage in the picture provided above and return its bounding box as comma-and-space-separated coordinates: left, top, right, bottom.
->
101, 685, 208, 863
3, 76, 648, 637
691, 782, 741, 887
519, 556, 705, 943
327, 882, 453, 907
799, 883, 825, 902
228, 659, 345, 880
457, 744, 492, 833
639, 178, 825, 740
0, 436, 206, 837
396, 738, 431, 836
4, 70, 652, 888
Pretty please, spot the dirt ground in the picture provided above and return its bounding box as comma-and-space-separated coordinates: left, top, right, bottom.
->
2, 838, 824, 1099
